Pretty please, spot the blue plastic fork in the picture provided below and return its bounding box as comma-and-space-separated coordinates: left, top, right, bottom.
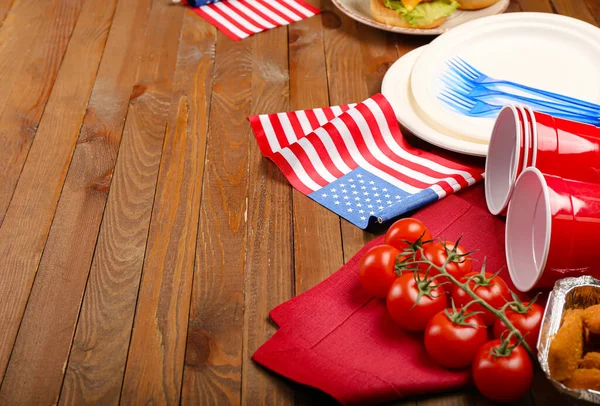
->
439, 89, 499, 117
446, 57, 600, 113
440, 71, 600, 119
439, 88, 600, 125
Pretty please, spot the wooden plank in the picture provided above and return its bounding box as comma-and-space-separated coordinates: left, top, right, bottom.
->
388, 399, 417, 406
507, 0, 524, 12
119, 11, 216, 406
0, 0, 66, 119
0, 0, 112, 383
289, 0, 344, 294
321, 1, 373, 263
356, 25, 402, 99
0, 0, 152, 403
551, 0, 598, 25
516, 0, 553, 12
0, 0, 84, 227
285, 2, 346, 402
530, 369, 564, 405
57, 1, 184, 405
585, 0, 599, 25
473, 388, 533, 405
418, 392, 472, 406
240, 25, 295, 406
180, 31, 254, 406
0, 0, 14, 26
321, 1, 400, 262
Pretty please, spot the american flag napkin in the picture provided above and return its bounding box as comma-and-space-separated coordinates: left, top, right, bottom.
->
249, 94, 485, 229
185, 0, 320, 41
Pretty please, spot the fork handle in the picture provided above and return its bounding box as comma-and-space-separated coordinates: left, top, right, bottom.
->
472, 89, 600, 118
478, 79, 600, 111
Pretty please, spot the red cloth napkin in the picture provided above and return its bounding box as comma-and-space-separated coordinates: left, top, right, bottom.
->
253, 185, 520, 405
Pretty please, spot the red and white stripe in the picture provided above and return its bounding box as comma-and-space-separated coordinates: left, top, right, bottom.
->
192, 0, 321, 41
249, 94, 483, 196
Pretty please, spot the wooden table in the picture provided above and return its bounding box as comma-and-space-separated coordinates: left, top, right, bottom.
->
0, 0, 598, 404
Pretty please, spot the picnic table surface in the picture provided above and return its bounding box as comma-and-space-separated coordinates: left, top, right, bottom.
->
0, 0, 597, 404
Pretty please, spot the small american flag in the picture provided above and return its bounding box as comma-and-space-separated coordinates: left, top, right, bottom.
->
185, 0, 320, 42
249, 94, 484, 228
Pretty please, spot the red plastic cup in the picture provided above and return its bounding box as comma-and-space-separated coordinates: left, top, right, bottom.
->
485, 105, 524, 215
523, 106, 536, 167
506, 167, 600, 291
515, 106, 530, 176
532, 111, 600, 183
486, 106, 600, 215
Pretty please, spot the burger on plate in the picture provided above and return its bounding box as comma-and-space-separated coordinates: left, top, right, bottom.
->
370, 0, 501, 29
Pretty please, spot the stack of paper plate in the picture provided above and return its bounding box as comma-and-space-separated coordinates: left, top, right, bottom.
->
382, 13, 600, 156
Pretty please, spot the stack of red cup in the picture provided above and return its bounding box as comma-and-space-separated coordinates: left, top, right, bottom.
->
485, 105, 600, 292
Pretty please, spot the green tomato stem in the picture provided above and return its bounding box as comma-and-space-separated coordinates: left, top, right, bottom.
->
408, 248, 535, 358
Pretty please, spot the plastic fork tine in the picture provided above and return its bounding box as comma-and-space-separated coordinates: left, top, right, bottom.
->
440, 72, 473, 94
442, 69, 471, 87
438, 94, 469, 114
441, 57, 600, 122
448, 57, 478, 80
445, 60, 466, 80
445, 57, 600, 111
438, 91, 461, 109
439, 88, 504, 117
441, 86, 598, 122
443, 67, 477, 94
455, 57, 483, 78
445, 59, 465, 77
440, 89, 474, 110
443, 88, 474, 106
449, 58, 471, 76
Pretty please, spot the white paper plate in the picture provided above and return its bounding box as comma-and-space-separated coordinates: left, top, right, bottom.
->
411, 12, 600, 141
382, 46, 488, 156
330, 0, 510, 36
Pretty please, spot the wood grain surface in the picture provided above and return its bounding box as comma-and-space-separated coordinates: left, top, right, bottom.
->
58, 1, 184, 404
0, 0, 597, 405
0, 0, 13, 25
0, 0, 149, 402
180, 28, 253, 406
0, 0, 84, 226
288, 0, 345, 295
120, 10, 215, 406
0, 0, 108, 382
241, 20, 296, 406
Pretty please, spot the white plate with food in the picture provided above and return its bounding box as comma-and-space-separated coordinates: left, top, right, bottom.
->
382, 46, 488, 156
331, 0, 510, 34
410, 12, 600, 141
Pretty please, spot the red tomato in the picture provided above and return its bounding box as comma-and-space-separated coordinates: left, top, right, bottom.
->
451, 272, 510, 326
420, 241, 472, 292
472, 340, 533, 402
493, 301, 543, 353
386, 273, 447, 331
424, 309, 488, 369
384, 218, 432, 252
359, 245, 401, 298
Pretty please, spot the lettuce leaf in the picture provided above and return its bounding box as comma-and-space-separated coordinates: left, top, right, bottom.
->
384, 0, 459, 27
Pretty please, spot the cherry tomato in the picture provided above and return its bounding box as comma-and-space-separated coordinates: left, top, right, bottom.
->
472, 340, 533, 402
451, 272, 510, 326
420, 241, 472, 292
386, 273, 447, 331
384, 218, 432, 252
493, 301, 543, 353
359, 245, 401, 298
424, 309, 488, 369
